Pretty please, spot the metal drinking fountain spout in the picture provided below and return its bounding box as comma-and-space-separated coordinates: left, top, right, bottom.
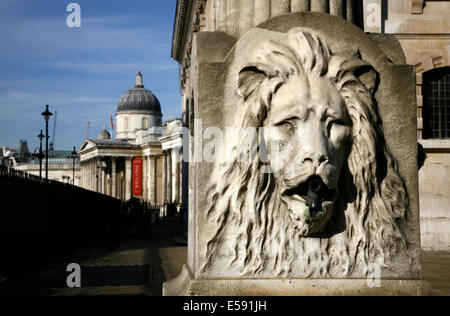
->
305, 176, 324, 215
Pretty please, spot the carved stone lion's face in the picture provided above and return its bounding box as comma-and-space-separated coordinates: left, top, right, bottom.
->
264, 75, 352, 236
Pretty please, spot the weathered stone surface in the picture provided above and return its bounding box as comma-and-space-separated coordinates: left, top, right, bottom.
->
164, 12, 430, 296
164, 265, 432, 296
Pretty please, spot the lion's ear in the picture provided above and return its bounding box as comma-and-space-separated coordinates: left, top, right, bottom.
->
354, 65, 379, 94
237, 63, 274, 102
328, 56, 379, 94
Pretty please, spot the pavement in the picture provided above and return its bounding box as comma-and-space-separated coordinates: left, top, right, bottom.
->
0, 222, 448, 296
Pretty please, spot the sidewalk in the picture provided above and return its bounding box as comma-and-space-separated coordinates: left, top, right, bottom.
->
421, 251, 450, 296
54, 239, 450, 296
1, 222, 448, 296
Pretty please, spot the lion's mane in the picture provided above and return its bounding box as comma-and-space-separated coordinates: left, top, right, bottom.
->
203, 31, 412, 278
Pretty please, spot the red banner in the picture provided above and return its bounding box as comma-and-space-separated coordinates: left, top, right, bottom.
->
132, 158, 142, 196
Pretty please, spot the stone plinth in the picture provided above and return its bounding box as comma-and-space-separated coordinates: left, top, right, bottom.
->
164, 12, 431, 296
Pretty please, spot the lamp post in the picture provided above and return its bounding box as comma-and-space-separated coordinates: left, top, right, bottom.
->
41, 105, 53, 180
71, 146, 77, 186
37, 130, 44, 177
32, 130, 45, 178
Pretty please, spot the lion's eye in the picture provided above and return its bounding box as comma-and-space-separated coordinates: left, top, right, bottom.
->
275, 119, 295, 131
327, 119, 345, 131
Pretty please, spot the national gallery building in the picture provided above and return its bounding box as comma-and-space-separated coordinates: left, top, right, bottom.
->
78, 72, 186, 206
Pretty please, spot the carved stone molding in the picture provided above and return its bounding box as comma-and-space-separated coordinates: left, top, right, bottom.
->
409, 0, 425, 14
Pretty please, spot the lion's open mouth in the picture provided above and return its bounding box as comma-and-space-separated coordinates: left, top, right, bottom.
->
283, 176, 338, 216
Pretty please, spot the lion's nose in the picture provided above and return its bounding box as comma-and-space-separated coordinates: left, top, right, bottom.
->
301, 153, 328, 167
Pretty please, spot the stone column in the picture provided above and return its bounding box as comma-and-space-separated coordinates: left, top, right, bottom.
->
97, 159, 102, 193
80, 161, 84, 188
143, 155, 148, 201
216, 0, 227, 33
90, 160, 93, 190
92, 159, 96, 192
101, 162, 105, 195
271, 0, 290, 18
167, 149, 173, 203
111, 157, 117, 198
162, 151, 167, 203
175, 149, 181, 203
291, 0, 310, 12
125, 157, 132, 201
147, 156, 153, 202
254, 0, 271, 25
346, 0, 355, 23
88, 160, 91, 190
311, 0, 328, 12
228, 0, 239, 37
148, 155, 156, 204
153, 156, 158, 204
238, 0, 254, 36
330, 0, 345, 17
94, 160, 98, 192
83, 161, 86, 189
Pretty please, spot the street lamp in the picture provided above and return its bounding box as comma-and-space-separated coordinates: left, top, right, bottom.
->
71, 146, 77, 185
32, 130, 45, 178
37, 130, 44, 177
41, 105, 53, 180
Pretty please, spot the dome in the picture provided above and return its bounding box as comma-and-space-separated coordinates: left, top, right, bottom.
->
98, 127, 111, 140
117, 72, 162, 115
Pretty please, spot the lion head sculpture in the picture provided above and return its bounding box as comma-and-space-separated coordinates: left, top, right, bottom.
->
203, 30, 412, 278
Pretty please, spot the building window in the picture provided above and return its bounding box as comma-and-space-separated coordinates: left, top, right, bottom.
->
423, 67, 450, 139
143, 117, 148, 129
124, 117, 129, 130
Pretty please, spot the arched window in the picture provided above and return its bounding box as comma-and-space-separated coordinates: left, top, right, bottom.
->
423, 67, 450, 139
143, 117, 148, 129
124, 117, 129, 131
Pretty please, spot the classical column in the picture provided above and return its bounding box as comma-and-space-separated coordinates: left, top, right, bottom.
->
148, 156, 154, 203
97, 159, 101, 193
254, 0, 271, 26
92, 159, 96, 191
106, 175, 110, 196
83, 161, 86, 189
80, 161, 84, 188
330, 0, 345, 18
111, 157, 117, 198
162, 151, 167, 203
86, 161, 88, 189
311, 0, 328, 12
216, 0, 227, 32
101, 162, 105, 195
238, 0, 254, 36
88, 160, 91, 190
179, 149, 184, 205
125, 157, 132, 201
226, 0, 239, 37
92, 159, 95, 191
291, 0, 310, 12
154, 156, 158, 204
90, 159, 94, 191
142, 156, 149, 201
148, 155, 157, 204
175, 149, 181, 203
167, 149, 173, 203
271, 0, 290, 18
346, 0, 355, 23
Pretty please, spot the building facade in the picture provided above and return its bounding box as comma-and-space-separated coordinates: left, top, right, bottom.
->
172, 0, 450, 250
364, 0, 450, 250
79, 72, 185, 206
9, 141, 81, 186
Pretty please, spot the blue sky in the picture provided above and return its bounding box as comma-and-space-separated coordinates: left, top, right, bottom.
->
0, 0, 179, 152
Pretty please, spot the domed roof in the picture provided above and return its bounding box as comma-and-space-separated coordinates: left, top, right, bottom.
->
97, 127, 111, 140
117, 72, 162, 115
